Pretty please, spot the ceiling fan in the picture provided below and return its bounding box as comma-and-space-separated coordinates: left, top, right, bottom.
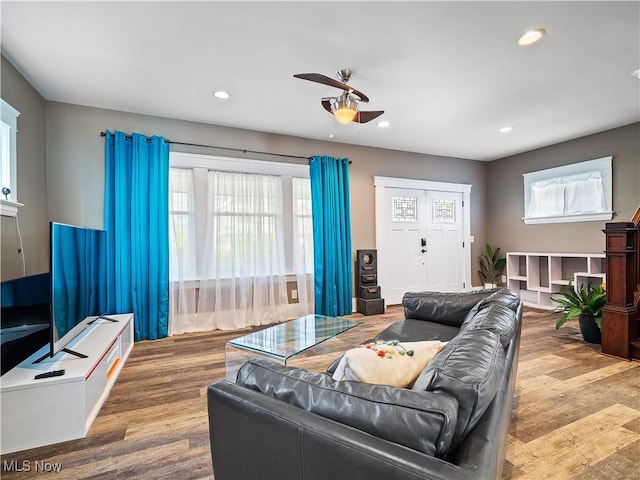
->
294, 69, 385, 125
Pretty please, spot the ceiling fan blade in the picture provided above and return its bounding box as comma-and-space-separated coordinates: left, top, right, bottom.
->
294, 73, 370, 103
321, 99, 333, 114
353, 111, 385, 124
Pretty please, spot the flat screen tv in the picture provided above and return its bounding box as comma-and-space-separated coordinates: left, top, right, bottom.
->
46, 222, 109, 361
1, 273, 51, 375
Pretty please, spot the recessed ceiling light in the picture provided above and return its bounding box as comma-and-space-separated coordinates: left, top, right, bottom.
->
377, 120, 390, 128
213, 90, 230, 100
631, 69, 640, 79
518, 28, 545, 46
499, 126, 513, 133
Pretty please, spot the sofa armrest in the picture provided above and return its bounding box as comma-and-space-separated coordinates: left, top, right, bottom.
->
208, 380, 472, 480
453, 301, 523, 477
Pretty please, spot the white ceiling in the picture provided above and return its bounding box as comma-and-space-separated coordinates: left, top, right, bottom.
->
1, 1, 639, 161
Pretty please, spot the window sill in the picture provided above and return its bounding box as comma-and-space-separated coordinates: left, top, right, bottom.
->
523, 211, 613, 225
1, 199, 24, 218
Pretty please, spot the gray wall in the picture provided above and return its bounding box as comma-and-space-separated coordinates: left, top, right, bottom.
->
2, 54, 491, 286
7, 52, 637, 290
486, 122, 640, 254
45, 101, 489, 287
0, 56, 48, 281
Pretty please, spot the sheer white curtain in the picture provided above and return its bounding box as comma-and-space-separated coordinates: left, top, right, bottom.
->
527, 171, 607, 218
169, 163, 314, 334
168, 169, 198, 334
565, 173, 606, 214
292, 177, 314, 315
197, 170, 289, 330
527, 183, 565, 217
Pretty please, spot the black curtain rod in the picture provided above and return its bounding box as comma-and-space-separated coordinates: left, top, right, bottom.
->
100, 131, 310, 161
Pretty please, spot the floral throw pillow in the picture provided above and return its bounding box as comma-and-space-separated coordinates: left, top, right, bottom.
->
331, 340, 445, 388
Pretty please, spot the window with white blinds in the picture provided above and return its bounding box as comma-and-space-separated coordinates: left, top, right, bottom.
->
523, 156, 613, 224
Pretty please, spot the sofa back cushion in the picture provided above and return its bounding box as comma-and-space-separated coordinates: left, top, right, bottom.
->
237, 358, 459, 457
461, 302, 518, 348
479, 288, 521, 312
402, 289, 501, 327
411, 329, 505, 452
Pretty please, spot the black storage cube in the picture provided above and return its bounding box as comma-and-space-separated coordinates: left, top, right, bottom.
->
359, 285, 381, 299
360, 274, 377, 285
357, 298, 385, 316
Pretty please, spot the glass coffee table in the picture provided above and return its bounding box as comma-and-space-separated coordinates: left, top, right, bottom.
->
225, 314, 365, 381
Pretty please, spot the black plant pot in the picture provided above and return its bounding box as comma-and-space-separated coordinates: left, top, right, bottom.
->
578, 314, 602, 344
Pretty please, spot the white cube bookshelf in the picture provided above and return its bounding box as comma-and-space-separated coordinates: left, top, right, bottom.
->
506, 252, 605, 310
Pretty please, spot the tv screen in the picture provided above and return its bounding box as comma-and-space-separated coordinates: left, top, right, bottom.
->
50, 222, 108, 359
1, 273, 51, 375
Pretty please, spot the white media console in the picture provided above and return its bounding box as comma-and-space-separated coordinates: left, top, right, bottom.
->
0, 313, 134, 454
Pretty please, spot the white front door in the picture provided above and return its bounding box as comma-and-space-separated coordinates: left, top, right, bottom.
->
375, 177, 471, 305
379, 187, 429, 305
425, 190, 464, 292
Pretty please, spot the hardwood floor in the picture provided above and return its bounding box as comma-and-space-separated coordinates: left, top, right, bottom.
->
1, 306, 638, 479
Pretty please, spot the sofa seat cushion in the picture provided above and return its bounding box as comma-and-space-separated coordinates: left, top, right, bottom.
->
411, 329, 505, 451
461, 302, 517, 348
331, 340, 445, 387
374, 318, 460, 343
237, 358, 459, 457
402, 289, 501, 327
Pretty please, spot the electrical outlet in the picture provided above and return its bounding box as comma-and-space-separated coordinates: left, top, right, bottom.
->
501, 275, 507, 283
291, 289, 298, 300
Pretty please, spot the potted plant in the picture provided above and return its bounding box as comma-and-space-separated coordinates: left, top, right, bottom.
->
551, 282, 606, 344
478, 244, 506, 289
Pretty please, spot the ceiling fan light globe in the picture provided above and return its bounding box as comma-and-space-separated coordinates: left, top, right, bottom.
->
335, 107, 357, 124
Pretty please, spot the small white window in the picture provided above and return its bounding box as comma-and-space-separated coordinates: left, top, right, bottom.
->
432, 199, 456, 224
0, 99, 21, 217
392, 196, 418, 222
523, 156, 613, 224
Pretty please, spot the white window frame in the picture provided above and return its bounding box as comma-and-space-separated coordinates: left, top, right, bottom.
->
169, 151, 310, 280
523, 156, 613, 224
0, 99, 22, 217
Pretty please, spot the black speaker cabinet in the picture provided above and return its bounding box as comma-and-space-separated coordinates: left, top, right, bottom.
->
356, 249, 384, 315
357, 298, 385, 316
356, 249, 377, 275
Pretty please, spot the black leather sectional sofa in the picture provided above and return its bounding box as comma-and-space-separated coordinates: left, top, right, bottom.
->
207, 288, 522, 480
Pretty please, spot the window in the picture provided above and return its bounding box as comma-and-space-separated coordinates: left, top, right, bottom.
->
523, 156, 613, 224
432, 199, 456, 223
169, 168, 196, 281
0, 99, 21, 217
168, 152, 314, 333
392, 196, 417, 222
206, 170, 284, 278
292, 176, 314, 274
169, 152, 312, 281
